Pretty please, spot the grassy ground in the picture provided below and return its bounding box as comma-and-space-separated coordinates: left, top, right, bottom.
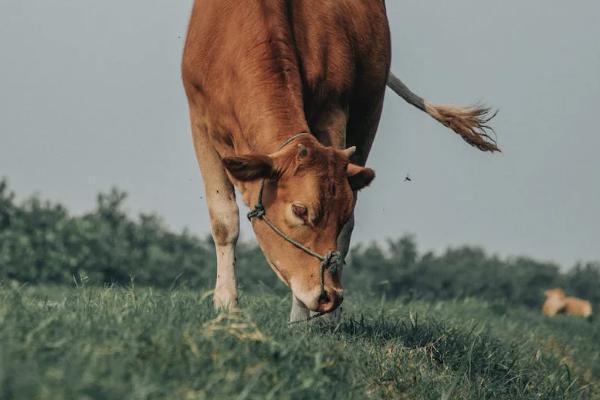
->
0, 285, 598, 399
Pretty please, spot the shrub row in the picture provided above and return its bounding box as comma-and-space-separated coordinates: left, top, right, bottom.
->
1, 178, 598, 309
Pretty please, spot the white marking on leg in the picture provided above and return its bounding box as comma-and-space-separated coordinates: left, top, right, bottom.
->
289, 295, 310, 323
191, 120, 240, 310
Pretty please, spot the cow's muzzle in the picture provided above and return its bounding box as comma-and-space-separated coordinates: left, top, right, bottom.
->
316, 288, 344, 313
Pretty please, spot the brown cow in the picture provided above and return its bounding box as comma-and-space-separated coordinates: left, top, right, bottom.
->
182, 1, 497, 322
543, 288, 593, 318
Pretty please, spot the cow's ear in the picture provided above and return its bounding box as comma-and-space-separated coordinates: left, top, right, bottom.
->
222, 154, 274, 181
347, 163, 375, 191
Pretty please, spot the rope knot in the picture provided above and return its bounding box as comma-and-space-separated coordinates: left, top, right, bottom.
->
247, 204, 265, 221
321, 251, 343, 275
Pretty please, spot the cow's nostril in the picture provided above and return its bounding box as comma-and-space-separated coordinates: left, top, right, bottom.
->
316, 290, 343, 313
318, 291, 331, 305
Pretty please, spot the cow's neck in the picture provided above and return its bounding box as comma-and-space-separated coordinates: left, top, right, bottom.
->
229, 3, 309, 155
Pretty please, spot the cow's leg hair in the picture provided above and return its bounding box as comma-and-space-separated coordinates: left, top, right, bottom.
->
290, 295, 310, 323
191, 120, 240, 310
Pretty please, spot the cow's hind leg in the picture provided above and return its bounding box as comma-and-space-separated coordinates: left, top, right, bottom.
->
302, 105, 352, 324
191, 120, 240, 310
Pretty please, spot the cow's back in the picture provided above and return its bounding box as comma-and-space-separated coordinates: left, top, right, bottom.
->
291, 0, 390, 110
182, 0, 390, 156
565, 297, 593, 317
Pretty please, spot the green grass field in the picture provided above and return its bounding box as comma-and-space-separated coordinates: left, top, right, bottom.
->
0, 285, 598, 400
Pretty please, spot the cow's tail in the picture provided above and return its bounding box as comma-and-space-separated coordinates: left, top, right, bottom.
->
387, 72, 499, 152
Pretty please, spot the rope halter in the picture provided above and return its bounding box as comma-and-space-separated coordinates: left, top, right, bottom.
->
246, 132, 344, 300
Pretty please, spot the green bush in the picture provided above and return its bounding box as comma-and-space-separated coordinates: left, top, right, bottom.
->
0, 179, 275, 290
348, 238, 599, 310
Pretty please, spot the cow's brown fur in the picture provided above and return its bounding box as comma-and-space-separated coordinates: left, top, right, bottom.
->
543, 288, 593, 318
182, 0, 387, 317
182, 1, 494, 320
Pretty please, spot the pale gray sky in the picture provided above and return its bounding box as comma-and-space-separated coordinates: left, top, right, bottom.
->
1, 1, 599, 267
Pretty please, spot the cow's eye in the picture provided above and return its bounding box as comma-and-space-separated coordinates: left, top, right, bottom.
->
291, 203, 308, 221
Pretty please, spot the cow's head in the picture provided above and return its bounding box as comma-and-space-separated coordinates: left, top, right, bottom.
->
223, 135, 374, 313
545, 288, 566, 299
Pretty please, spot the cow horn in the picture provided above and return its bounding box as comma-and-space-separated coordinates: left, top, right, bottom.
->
342, 146, 356, 158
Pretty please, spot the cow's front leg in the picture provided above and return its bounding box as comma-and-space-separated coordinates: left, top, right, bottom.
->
192, 124, 240, 310
290, 295, 310, 323
209, 188, 239, 309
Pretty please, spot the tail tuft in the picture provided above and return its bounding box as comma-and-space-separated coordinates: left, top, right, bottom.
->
424, 103, 500, 152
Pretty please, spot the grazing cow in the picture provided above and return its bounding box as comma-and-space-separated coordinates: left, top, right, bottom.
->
182, 1, 497, 322
543, 288, 593, 318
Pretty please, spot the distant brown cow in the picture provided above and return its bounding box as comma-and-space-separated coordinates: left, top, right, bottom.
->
543, 288, 593, 318
182, 1, 497, 322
